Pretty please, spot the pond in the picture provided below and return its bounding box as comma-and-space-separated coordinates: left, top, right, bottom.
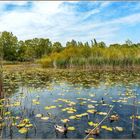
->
1, 70, 140, 139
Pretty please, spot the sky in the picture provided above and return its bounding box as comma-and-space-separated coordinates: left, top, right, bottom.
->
0, 1, 140, 45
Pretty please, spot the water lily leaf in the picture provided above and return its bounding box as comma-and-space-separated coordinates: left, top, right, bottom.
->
12, 122, 17, 126
90, 100, 97, 103
136, 116, 140, 119
115, 126, 123, 132
97, 112, 107, 115
22, 119, 30, 123
41, 117, 49, 120
25, 124, 33, 128
87, 138, 95, 140
101, 125, 112, 131
76, 114, 83, 118
62, 107, 76, 113
32, 99, 40, 105
4, 111, 11, 116
88, 121, 94, 126
18, 127, 28, 134
68, 126, 76, 131
35, 114, 42, 118
88, 121, 98, 127
81, 113, 88, 116
130, 115, 140, 119
69, 116, 76, 119
88, 104, 95, 109
44, 106, 56, 110
61, 119, 70, 123
17, 123, 25, 128
15, 116, 20, 120
67, 111, 75, 114
87, 110, 97, 114
0, 122, 5, 129
89, 94, 95, 97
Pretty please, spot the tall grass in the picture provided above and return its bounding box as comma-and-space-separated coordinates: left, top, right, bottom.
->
39, 45, 140, 69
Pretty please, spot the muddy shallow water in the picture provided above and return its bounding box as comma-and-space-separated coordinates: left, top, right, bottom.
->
1, 71, 140, 139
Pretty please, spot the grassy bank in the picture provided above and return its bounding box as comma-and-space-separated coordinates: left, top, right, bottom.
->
3, 62, 140, 73
39, 46, 140, 69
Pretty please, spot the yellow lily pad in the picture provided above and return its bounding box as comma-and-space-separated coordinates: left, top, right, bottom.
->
101, 125, 112, 131
87, 110, 97, 114
69, 116, 76, 119
18, 127, 28, 134
35, 114, 42, 118
68, 126, 76, 131
25, 124, 33, 128
87, 138, 95, 140
88, 104, 95, 109
41, 117, 49, 120
98, 112, 107, 115
61, 119, 70, 123
44, 106, 56, 110
115, 126, 123, 132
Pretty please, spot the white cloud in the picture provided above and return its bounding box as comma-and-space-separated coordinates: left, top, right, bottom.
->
31, 1, 63, 15
0, 1, 140, 45
0, 1, 28, 6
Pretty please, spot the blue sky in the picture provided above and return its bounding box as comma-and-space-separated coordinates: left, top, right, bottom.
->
0, 1, 140, 45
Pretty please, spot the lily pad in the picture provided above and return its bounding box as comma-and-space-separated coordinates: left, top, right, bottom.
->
68, 126, 76, 131
41, 117, 49, 120
35, 114, 42, 118
115, 126, 123, 132
87, 110, 97, 114
101, 125, 112, 131
69, 116, 76, 119
18, 127, 28, 134
61, 119, 70, 123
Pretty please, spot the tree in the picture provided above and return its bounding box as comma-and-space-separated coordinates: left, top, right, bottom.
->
66, 40, 77, 48
98, 41, 106, 48
17, 40, 26, 61
52, 42, 63, 53
125, 39, 132, 46
0, 31, 18, 61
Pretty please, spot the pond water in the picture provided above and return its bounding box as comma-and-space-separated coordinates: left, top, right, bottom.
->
1, 71, 140, 139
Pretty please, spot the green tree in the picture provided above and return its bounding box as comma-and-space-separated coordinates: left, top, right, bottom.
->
52, 42, 63, 53
125, 39, 132, 46
0, 31, 18, 61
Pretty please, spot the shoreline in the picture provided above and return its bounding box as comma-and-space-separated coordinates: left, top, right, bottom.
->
2, 63, 140, 73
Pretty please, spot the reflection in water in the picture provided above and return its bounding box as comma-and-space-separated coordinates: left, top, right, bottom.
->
1, 70, 140, 139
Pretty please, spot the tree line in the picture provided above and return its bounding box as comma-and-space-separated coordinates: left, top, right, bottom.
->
0, 31, 63, 62
0, 31, 140, 69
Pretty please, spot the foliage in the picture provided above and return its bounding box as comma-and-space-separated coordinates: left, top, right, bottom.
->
1, 31, 140, 69
40, 44, 140, 68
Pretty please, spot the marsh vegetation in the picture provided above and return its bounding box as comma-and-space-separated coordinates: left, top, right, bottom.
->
0, 66, 140, 139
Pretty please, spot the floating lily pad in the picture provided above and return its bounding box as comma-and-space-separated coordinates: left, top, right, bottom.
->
41, 117, 49, 120
69, 116, 76, 119
87, 110, 97, 114
35, 114, 42, 118
115, 126, 123, 132
97, 112, 107, 115
61, 119, 70, 123
101, 125, 112, 131
18, 127, 28, 134
68, 126, 76, 131
44, 106, 56, 110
